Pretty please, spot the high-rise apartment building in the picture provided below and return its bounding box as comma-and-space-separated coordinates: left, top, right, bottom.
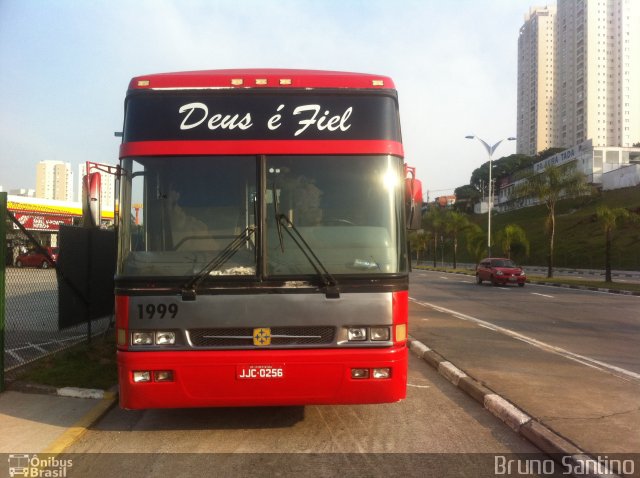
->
517, 5, 556, 156
35, 160, 74, 201
517, 0, 640, 155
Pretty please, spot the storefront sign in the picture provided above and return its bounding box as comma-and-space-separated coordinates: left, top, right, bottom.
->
13, 213, 73, 231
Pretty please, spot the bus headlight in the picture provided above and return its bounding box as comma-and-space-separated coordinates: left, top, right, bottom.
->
131, 332, 154, 345
370, 327, 390, 341
348, 327, 367, 341
131, 330, 177, 346
156, 331, 176, 345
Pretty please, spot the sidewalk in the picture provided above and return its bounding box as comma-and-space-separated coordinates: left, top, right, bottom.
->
0, 386, 116, 454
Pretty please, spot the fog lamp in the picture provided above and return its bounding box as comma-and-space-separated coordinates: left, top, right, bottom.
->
131, 332, 153, 345
133, 371, 151, 383
370, 327, 390, 341
348, 327, 367, 341
154, 370, 174, 382
373, 368, 391, 379
156, 331, 176, 345
351, 368, 370, 379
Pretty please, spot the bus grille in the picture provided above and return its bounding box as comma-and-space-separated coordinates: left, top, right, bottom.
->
188, 326, 336, 347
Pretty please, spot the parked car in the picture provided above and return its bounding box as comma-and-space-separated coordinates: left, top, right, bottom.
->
476, 257, 526, 287
15, 247, 59, 269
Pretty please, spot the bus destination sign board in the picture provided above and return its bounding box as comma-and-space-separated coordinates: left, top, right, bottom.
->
124, 93, 401, 142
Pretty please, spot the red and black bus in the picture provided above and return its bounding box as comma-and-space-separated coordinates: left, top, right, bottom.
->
115, 69, 421, 409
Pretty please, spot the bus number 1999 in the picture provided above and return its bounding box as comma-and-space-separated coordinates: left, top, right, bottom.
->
137, 304, 178, 319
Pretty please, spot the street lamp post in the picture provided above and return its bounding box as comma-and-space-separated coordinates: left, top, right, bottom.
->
465, 135, 516, 256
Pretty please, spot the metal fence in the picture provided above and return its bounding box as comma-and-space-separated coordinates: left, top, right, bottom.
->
2, 194, 112, 386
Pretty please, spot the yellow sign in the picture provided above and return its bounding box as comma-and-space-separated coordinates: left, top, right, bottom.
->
253, 328, 271, 346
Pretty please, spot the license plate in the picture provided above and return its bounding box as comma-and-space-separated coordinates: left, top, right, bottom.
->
509, 277, 517, 282
237, 364, 284, 379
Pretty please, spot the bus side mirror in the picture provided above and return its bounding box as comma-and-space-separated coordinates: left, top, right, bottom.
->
82, 172, 102, 228
405, 176, 423, 231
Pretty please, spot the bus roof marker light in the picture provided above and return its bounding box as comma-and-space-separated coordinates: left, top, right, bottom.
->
279, 79, 292, 85
255, 79, 268, 85
137, 80, 150, 87
372, 80, 384, 86
231, 79, 243, 86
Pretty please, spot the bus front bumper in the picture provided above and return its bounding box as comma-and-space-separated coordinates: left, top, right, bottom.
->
117, 345, 407, 409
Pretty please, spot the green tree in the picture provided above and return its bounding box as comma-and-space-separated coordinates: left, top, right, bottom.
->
453, 184, 481, 214
515, 163, 590, 278
595, 206, 639, 282
495, 224, 529, 260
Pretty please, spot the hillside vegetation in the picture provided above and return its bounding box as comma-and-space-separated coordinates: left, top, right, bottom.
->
460, 186, 640, 270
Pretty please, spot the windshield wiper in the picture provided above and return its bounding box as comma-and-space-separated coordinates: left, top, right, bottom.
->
272, 181, 285, 253
276, 214, 340, 299
181, 226, 256, 301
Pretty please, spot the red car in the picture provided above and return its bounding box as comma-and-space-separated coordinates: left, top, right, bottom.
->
476, 257, 526, 287
15, 247, 59, 269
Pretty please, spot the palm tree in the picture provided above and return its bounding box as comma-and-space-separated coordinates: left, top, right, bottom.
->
423, 207, 445, 267
495, 224, 530, 259
466, 223, 486, 266
515, 163, 590, 278
409, 230, 429, 265
596, 206, 637, 282
443, 211, 471, 269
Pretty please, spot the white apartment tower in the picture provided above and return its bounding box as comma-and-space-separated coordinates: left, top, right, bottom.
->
517, 0, 640, 154
35, 160, 74, 201
517, 5, 556, 156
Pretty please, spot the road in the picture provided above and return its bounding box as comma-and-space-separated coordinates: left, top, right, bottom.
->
41, 270, 640, 475
62, 355, 556, 477
411, 269, 640, 375
419, 262, 640, 285
409, 269, 640, 455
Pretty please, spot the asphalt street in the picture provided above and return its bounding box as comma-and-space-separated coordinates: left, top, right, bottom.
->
408, 269, 640, 454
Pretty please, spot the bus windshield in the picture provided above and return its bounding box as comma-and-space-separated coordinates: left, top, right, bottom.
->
118, 154, 406, 278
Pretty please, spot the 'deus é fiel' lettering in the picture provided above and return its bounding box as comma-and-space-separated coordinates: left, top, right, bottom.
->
178, 102, 353, 136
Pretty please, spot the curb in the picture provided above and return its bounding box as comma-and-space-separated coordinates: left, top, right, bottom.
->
528, 279, 640, 296
5, 380, 119, 454
42, 389, 118, 455
408, 338, 619, 478
7, 380, 112, 399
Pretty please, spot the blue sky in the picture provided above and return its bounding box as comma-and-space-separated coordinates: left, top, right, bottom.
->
0, 0, 535, 199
